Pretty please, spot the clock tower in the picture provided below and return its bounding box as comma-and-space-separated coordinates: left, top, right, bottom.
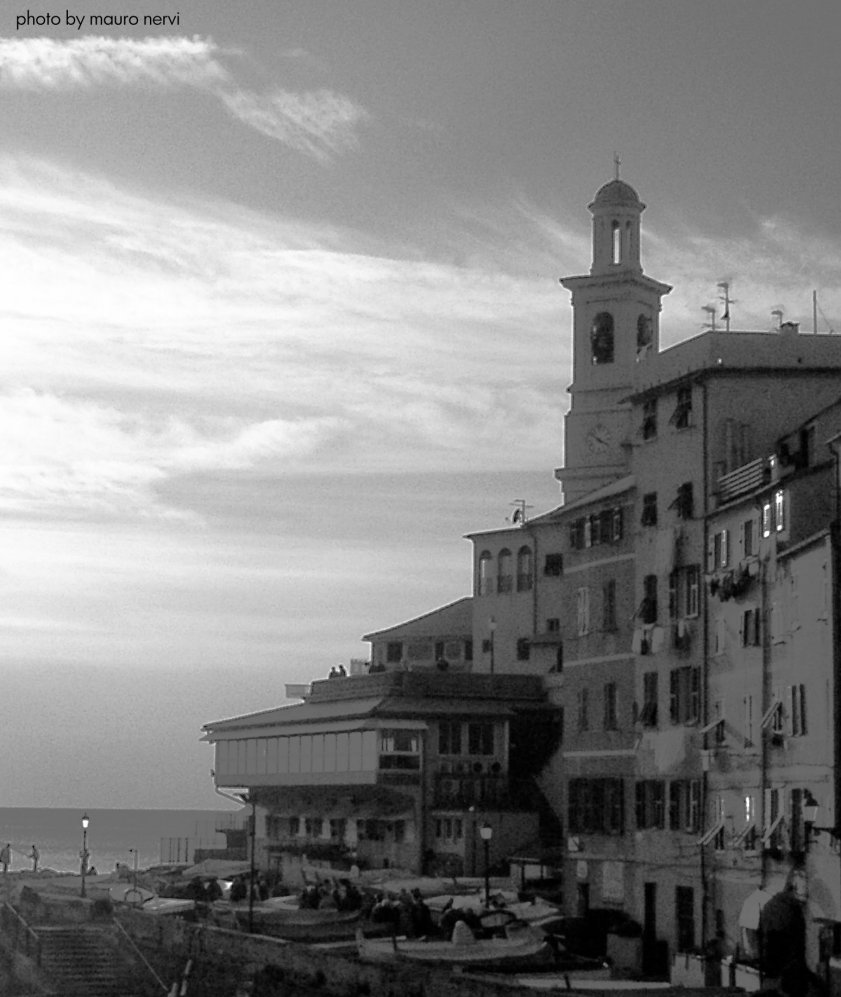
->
556, 175, 671, 503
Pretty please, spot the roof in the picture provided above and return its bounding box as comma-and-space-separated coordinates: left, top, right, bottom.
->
362, 596, 472, 641
527, 475, 635, 526
590, 179, 643, 210
629, 329, 841, 401
203, 696, 384, 734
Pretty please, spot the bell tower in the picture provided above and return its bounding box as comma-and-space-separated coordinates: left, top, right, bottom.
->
556, 173, 671, 504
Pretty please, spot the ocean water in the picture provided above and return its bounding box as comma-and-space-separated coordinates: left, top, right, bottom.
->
0, 807, 244, 875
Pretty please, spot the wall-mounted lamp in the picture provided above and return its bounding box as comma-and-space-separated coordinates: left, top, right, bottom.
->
803, 789, 840, 848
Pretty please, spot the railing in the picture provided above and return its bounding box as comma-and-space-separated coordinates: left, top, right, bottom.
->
0, 901, 41, 966
716, 457, 769, 503
112, 915, 169, 994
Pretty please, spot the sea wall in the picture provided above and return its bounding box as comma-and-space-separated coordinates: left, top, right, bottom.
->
117, 910, 743, 997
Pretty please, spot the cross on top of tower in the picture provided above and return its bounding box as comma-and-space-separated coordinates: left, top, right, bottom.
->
614, 152, 621, 181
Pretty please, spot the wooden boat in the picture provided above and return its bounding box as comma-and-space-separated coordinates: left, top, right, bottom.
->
356, 921, 554, 972
214, 898, 363, 941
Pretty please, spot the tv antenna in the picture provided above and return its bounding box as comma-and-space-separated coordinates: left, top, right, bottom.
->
717, 281, 735, 333
508, 499, 533, 525
702, 305, 717, 332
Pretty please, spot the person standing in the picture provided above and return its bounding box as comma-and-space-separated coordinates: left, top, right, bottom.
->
0, 843, 11, 874
28, 844, 39, 873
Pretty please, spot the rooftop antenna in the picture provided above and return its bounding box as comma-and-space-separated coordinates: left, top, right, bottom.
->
613, 152, 621, 180
717, 281, 734, 333
814, 290, 837, 335
702, 305, 717, 332
508, 499, 533, 526
771, 308, 784, 329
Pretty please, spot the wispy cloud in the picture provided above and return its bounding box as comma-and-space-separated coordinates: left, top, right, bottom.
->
0, 36, 370, 163
218, 88, 369, 163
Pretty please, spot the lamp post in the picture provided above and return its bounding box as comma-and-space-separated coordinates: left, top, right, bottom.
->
80, 813, 89, 898
489, 618, 497, 676
129, 848, 138, 890
480, 823, 493, 906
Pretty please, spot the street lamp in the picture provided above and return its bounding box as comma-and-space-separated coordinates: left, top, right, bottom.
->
80, 813, 89, 898
480, 823, 493, 906
489, 618, 497, 675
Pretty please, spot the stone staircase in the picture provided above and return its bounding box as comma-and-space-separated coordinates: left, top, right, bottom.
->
34, 925, 136, 996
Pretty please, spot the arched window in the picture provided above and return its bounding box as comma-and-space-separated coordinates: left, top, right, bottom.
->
517, 546, 533, 592
612, 220, 621, 264
591, 312, 614, 365
497, 549, 512, 593
478, 551, 493, 596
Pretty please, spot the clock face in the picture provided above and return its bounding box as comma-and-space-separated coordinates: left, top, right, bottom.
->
586, 424, 611, 454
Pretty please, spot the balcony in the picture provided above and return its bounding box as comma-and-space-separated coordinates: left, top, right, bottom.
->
433, 772, 511, 809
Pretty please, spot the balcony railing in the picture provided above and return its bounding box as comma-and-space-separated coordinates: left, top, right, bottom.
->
433, 772, 511, 809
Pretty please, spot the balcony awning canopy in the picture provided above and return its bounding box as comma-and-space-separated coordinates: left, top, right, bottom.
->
250, 784, 415, 818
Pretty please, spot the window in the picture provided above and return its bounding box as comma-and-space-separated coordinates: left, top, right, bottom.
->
671, 482, 694, 519
743, 518, 756, 557
305, 816, 323, 838
710, 529, 730, 569
637, 314, 653, 353
386, 642, 403, 663
569, 519, 585, 550
743, 695, 754, 747
591, 312, 614, 365
516, 637, 530, 661
577, 687, 590, 731
577, 587, 590, 635
642, 398, 657, 440
468, 723, 494, 755
635, 780, 666, 829
741, 608, 761, 647
640, 575, 658, 624
517, 546, 533, 592
439, 722, 462, 755
602, 579, 617, 630
603, 682, 618, 730
676, 886, 695, 953
639, 672, 658, 727
669, 667, 700, 724
763, 787, 783, 849
774, 489, 786, 533
544, 553, 564, 576
670, 565, 700, 619
788, 684, 807, 737
569, 509, 624, 550
669, 780, 701, 833
569, 778, 625, 834
289, 816, 301, 836
546, 617, 560, 633
329, 819, 346, 842
641, 492, 658, 527
671, 386, 692, 430
734, 794, 757, 849
497, 549, 512, 593
478, 551, 493, 595
380, 729, 420, 770
762, 502, 772, 538
612, 507, 624, 541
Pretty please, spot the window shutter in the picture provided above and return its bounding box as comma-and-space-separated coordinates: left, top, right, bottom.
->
690, 668, 700, 721
635, 782, 644, 829
707, 533, 715, 572
669, 670, 679, 724
669, 781, 680, 830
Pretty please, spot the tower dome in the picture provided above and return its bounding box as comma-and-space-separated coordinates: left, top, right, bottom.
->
590, 179, 644, 211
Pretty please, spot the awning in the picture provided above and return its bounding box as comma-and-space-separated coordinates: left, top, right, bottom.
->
739, 888, 772, 929
699, 717, 725, 735
251, 784, 415, 818
762, 812, 784, 846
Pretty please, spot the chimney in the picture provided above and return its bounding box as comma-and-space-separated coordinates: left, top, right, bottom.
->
780, 321, 800, 336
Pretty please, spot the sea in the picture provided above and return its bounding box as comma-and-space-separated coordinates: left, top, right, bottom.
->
0, 807, 245, 875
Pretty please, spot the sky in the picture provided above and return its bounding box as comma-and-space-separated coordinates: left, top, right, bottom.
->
1, 1, 840, 808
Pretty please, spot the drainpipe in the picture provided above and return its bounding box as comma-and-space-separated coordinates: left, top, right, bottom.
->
759, 555, 771, 894
830, 449, 841, 931
700, 380, 710, 948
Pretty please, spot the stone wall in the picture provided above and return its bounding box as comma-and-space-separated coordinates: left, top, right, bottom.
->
117, 909, 744, 997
